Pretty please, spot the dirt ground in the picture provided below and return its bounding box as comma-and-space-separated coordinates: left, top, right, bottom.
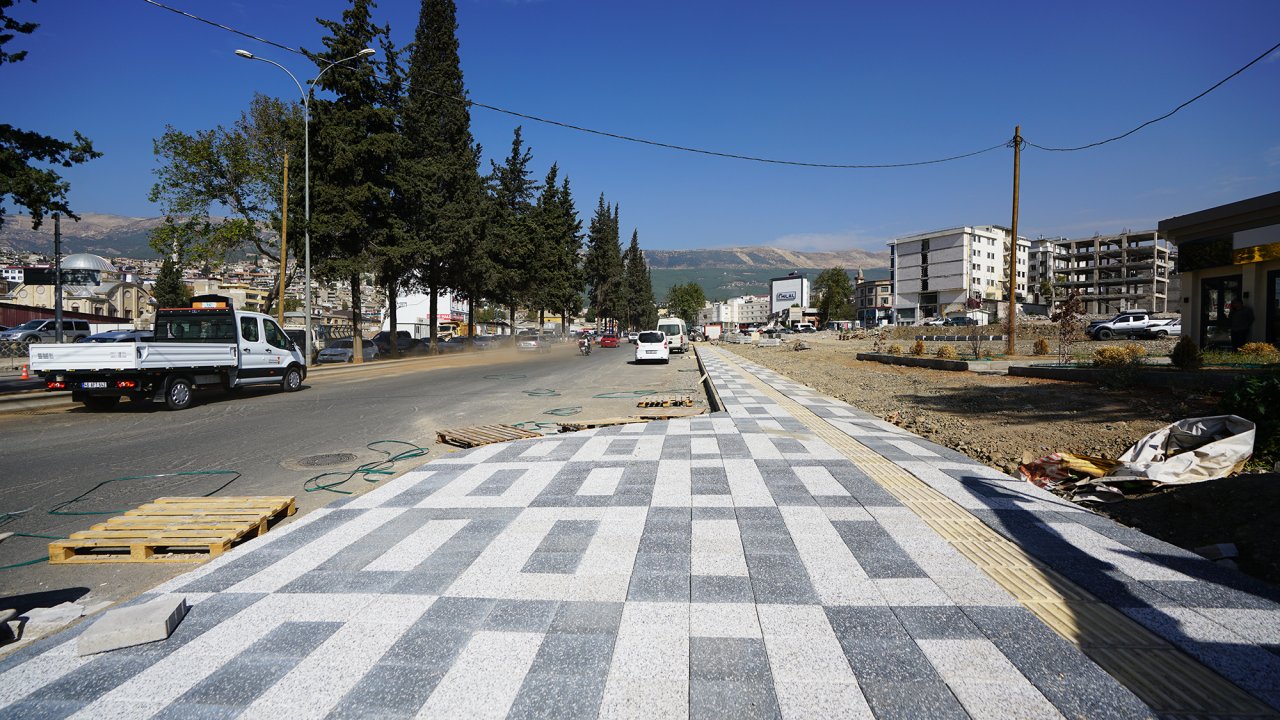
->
719, 332, 1280, 587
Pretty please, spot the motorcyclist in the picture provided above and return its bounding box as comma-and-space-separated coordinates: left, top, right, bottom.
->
578, 333, 592, 355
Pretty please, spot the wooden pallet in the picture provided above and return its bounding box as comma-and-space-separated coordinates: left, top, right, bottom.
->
556, 417, 650, 432
48, 496, 296, 564
436, 423, 543, 448
635, 395, 695, 408
633, 407, 707, 420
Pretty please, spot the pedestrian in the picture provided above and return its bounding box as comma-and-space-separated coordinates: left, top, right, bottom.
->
1228, 299, 1254, 350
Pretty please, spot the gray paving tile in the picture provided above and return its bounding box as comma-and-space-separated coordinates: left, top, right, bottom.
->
508, 671, 608, 720
689, 637, 773, 680
0, 699, 87, 720
691, 575, 756, 603
483, 599, 561, 633
826, 606, 943, 683
690, 678, 782, 720
858, 678, 968, 720
328, 662, 444, 719
892, 606, 983, 640
547, 601, 624, 637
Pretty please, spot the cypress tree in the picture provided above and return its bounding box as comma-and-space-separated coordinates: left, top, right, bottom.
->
402, 0, 483, 350
485, 127, 539, 332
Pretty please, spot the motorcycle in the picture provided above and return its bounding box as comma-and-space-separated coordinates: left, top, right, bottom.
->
578, 338, 592, 356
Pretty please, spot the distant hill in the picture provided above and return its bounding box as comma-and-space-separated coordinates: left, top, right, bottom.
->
0, 212, 163, 258
644, 246, 890, 301
0, 213, 891, 301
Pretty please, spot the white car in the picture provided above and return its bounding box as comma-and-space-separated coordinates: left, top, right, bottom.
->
317, 338, 378, 363
634, 330, 670, 364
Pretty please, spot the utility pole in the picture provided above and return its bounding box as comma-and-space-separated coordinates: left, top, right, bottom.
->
278, 151, 289, 327
1006, 126, 1022, 357
53, 213, 64, 343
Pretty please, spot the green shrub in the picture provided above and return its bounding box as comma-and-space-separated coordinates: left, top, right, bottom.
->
887, 343, 904, 355
1169, 335, 1204, 370
910, 339, 925, 356
935, 345, 958, 359
1033, 338, 1051, 356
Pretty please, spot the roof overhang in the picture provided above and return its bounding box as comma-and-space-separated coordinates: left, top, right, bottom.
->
1158, 191, 1280, 245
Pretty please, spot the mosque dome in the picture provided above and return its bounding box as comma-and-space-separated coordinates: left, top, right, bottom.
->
61, 253, 116, 272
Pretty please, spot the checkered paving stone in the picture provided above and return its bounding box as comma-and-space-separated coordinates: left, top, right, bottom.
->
1, 349, 1276, 718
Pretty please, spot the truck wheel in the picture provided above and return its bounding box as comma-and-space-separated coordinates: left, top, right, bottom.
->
1097, 328, 1113, 340
281, 366, 303, 392
1154, 330, 1168, 337
165, 377, 193, 411
82, 396, 119, 411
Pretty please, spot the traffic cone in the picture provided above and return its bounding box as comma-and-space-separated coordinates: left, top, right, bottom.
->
20, 364, 29, 380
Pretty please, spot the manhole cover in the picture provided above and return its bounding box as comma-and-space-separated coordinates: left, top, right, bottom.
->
297, 452, 358, 467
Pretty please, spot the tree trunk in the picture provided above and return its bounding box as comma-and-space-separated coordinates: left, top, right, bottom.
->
509, 303, 516, 338
428, 270, 439, 354
351, 273, 364, 364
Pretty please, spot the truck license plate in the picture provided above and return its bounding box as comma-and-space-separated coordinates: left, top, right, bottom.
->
81, 382, 108, 389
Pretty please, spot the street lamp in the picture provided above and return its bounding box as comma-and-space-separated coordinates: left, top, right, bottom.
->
234, 47, 375, 365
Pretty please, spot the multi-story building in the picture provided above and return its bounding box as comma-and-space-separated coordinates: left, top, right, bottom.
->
695, 295, 770, 327
1053, 230, 1174, 314
1027, 237, 1066, 306
854, 273, 893, 327
889, 225, 1028, 324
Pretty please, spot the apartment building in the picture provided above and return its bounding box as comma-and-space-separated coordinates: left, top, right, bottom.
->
695, 295, 770, 327
1053, 230, 1174, 314
854, 274, 893, 327
889, 225, 1028, 324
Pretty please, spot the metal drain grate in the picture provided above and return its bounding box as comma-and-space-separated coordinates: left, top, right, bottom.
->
296, 452, 358, 467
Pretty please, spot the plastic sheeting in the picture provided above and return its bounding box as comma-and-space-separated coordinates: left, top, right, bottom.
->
1020, 415, 1256, 502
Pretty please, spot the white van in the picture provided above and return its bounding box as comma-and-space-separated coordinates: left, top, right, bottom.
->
656, 317, 689, 353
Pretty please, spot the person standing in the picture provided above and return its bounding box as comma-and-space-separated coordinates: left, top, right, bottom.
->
1229, 300, 1255, 350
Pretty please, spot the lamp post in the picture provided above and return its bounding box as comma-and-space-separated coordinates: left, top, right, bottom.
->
234, 47, 375, 365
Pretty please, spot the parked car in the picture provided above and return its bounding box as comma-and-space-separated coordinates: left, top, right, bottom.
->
1086, 310, 1159, 340
517, 335, 549, 353
76, 330, 155, 343
470, 334, 500, 351
944, 317, 980, 326
634, 330, 669, 364
599, 332, 620, 348
1137, 319, 1181, 338
317, 338, 379, 363
371, 330, 417, 355
919, 317, 945, 326
437, 336, 470, 353
0, 318, 91, 343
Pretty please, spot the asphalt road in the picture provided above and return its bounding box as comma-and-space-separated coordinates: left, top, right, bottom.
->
0, 342, 704, 617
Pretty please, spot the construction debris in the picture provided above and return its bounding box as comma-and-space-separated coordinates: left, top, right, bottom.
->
77, 596, 188, 656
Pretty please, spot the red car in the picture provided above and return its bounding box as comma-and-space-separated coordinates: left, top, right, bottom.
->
600, 333, 620, 348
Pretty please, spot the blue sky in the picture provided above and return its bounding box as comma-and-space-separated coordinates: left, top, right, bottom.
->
5, 0, 1279, 254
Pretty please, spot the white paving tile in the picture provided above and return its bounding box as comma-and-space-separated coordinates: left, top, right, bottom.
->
362, 518, 469, 573
415, 462, 561, 509
579, 466, 625, 496
780, 506, 879, 606
723, 458, 777, 507
599, 602, 689, 720
792, 466, 851, 496
0, 639, 90, 706
691, 519, 749, 577
229, 509, 407, 593
917, 637, 1061, 719
416, 631, 544, 719
688, 602, 762, 638
756, 604, 871, 719
652, 459, 693, 507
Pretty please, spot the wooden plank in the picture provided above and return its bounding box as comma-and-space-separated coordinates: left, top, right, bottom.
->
556, 417, 649, 432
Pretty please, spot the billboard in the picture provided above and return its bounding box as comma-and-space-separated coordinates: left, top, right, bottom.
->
2, 267, 100, 285
769, 275, 809, 314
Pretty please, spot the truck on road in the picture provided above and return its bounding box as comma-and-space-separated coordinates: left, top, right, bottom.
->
29, 295, 307, 411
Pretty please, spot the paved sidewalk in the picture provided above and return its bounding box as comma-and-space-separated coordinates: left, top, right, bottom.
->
1, 345, 1278, 718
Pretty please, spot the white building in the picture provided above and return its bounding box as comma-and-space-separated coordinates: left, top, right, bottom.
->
696, 295, 770, 327
768, 273, 811, 316
889, 225, 1028, 324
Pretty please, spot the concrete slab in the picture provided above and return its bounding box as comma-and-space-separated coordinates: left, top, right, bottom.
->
76, 596, 188, 656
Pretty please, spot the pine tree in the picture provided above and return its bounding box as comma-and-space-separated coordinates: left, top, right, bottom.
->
622, 229, 655, 331
485, 127, 540, 331
306, 0, 398, 361
152, 255, 190, 310
401, 0, 484, 350
583, 196, 625, 330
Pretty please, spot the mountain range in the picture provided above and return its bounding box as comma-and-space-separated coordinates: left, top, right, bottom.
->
0, 212, 890, 299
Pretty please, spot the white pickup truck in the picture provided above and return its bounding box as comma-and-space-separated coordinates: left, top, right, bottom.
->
29, 295, 307, 411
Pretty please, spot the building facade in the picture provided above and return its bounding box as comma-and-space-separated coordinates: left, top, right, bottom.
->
855, 276, 893, 327
889, 226, 1027, 324
1158, 191, 1280, 348
695, 295, 770, 328
1053, 230, 1174, 315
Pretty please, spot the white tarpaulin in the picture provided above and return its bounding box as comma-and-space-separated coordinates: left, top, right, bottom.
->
1106, 414, 1255, 485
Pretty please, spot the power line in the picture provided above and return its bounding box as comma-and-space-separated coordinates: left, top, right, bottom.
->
138, 0, 1009, 169
1026, 39, 1280, 152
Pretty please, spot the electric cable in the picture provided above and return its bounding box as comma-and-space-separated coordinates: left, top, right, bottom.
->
1026, 39, 1280, 152
138, 0, 1011, 169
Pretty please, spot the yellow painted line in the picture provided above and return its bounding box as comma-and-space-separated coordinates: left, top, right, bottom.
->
712, 348, 1277, 718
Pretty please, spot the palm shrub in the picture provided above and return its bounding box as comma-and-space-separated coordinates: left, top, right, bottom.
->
935, 345, 958, 359
1033, 338, 1051, 356
887, 343, 904, 355
910, 339, 925, 356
